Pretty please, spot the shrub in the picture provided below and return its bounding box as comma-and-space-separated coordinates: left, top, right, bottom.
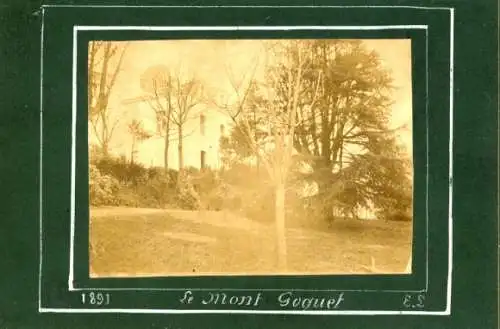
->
189, 169, 225, 210
94, 155, 150, 186
90, 153, 183, 209
114, 185, 141, 207
233, 186, 274, 223
89, 163, 120, 206
378, 209, 412, 222
176, 179, 201, 210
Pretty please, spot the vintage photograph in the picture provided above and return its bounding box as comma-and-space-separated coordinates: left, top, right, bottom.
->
88, 39, 413, 277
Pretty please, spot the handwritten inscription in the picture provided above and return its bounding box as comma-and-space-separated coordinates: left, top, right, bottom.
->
402, 293, 425, 309
180, 291, 262, 307
202, 292, 263, 306
179, 291, 194, 304
278, 291, 344, 310
179, 290, 345, 310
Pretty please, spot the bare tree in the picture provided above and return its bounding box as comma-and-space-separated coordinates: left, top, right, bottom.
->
138, 64, 201, 173
88, 41, 128, 155
216, 41, 321, 270
170, 74, 204, 171
127, 119, 153, 165
140, 65, 174, 170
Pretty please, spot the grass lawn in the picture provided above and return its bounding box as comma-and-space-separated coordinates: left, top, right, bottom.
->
90, 207, 412, 277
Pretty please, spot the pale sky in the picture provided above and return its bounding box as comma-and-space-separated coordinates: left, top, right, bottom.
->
94, 39, 412, 169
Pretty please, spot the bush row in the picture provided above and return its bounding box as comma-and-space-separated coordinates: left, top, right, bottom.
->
89, 153, 411, 223
89, 155, 202, 209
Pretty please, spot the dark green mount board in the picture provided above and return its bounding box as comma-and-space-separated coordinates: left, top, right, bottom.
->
0, 0, 497, 328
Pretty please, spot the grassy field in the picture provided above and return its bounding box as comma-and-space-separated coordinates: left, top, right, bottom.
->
90, 207, 412, 277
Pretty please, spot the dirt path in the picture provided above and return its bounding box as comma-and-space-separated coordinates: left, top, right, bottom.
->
91, 207, 269, 234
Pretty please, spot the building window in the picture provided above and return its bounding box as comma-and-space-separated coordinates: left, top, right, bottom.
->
200, 114, 206, 136
200, 150, 206, 169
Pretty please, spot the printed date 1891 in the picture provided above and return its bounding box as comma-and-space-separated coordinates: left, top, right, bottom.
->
81, 292, 111, 306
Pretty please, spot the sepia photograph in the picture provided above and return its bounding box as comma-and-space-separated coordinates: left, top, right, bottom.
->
88, 39, 413, 277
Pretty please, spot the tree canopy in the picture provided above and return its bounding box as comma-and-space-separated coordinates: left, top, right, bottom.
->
220, 39, 412, 222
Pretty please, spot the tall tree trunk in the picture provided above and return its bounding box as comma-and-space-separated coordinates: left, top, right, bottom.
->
130, 137, 135, 165
164, 129, 169, 171
178, 124, 184, 170
275, 183, 287, 271
101, 140, 109, 157
313, 160, 335, 223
